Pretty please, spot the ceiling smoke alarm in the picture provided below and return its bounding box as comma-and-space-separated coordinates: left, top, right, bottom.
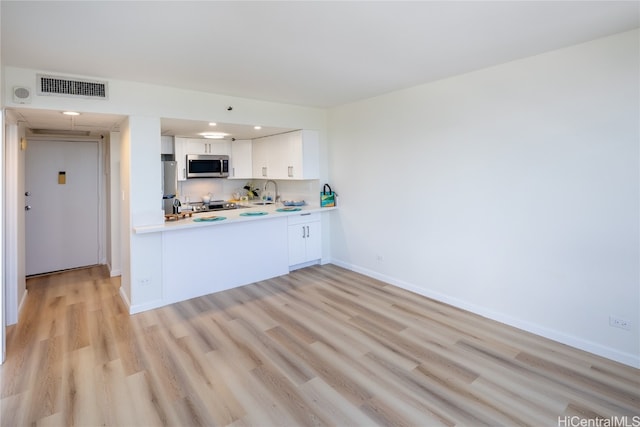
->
13, 86, 31, 104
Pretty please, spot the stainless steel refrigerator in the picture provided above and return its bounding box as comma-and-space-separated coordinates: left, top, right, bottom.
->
162, 161, 179, 215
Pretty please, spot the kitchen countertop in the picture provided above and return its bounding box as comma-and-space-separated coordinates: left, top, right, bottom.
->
134, 203, 337, 234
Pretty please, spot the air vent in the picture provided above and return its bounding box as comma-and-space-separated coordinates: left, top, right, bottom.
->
37, 74, 109, 99
31, 129, 91, 137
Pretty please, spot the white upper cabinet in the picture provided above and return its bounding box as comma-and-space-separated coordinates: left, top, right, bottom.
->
174, 137, 188, 181
252, 135, 271, 178
252, 130, 319, 180
161, 136, 174, 154
229, 139, 253, 179
286, 130, 319, 179
186, 139, 230, 156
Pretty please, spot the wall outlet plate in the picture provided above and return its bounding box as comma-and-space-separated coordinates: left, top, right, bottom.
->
609, 315, 631, 330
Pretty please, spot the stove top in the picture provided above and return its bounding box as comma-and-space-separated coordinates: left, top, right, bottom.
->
190, 201, 246, 212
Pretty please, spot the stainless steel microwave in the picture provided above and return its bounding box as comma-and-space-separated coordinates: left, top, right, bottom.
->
186, 154, 229, 178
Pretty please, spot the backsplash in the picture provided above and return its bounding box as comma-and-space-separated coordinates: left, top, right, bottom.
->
178, 179, 321, 207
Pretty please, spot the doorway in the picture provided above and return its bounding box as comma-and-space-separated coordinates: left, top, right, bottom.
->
25, 139, 101, 276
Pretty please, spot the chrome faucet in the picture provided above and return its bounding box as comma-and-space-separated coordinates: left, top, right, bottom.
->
263, 180, 279, 203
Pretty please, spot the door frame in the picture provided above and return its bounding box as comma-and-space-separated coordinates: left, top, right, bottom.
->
25, 137, 105, 275
3, 129, 106, 326
1, 109, 5, 364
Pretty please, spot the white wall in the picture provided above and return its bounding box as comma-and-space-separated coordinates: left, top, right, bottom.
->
328, 29, 639, 367
127, 116, 164, 310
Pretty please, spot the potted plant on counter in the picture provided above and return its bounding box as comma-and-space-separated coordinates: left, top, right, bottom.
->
243, 182, 260, 200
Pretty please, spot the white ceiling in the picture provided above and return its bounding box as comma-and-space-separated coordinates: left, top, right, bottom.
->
2, 1, 639, 136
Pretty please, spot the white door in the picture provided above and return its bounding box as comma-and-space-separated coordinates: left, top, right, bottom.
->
25, 139, 100, 275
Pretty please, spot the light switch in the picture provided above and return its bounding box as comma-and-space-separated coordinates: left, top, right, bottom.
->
58, 171, 66, 184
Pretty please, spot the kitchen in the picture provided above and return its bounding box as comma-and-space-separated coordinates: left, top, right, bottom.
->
149, 124, 336, 310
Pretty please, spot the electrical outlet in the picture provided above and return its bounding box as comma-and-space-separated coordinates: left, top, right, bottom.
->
609, 315, 631, 331
376, 255, 383, 263
138, 277, 151, 286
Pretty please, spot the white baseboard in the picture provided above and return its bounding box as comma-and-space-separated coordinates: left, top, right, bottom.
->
290, 259, 321, 271
118, 287, 131, 311
330, 259, 640, 369
128, 299, 168, 315
11, 289, 29, 326
118, 287, 165, 314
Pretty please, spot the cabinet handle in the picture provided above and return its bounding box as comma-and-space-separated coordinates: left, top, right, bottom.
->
306, 225, 310, 238
232, 167, 235, 177
183, 168, 186, 179
262, 166, 267, 177
302, 226, 306, 239
288, 166, 293, 177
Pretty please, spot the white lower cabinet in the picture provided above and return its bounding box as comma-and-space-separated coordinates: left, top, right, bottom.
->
288, 213, 322, 267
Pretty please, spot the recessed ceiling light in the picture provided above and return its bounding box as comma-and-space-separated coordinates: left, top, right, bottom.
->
209, 122, 217, 126
62, 111, 80, 116
254, 125, 262, 130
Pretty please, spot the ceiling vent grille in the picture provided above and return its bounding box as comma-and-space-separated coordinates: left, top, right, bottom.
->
37, 74, 109, 99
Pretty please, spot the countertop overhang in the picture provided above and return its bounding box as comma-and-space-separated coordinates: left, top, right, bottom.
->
134, 204, 337, 234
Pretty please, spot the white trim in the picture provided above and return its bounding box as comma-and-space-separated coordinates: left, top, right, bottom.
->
4, 120, 19, 325
129, 299, 166, 315
17, 289, 28, 318
119, 285, 164, 314
1, 108, 5, 363
108, 267, 122, 278
330, 259, 640, 369
289, 259, 320, 271
119, 286, 131, 311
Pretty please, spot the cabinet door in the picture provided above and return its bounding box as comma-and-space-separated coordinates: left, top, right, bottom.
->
287, 215, 322, 266
230, 140, 252, 179
268, 135, 291, 179
252, 137, 269, 178
209, 140, 231, 155
161, 136, 174, 154
289, 130, 319, 179
278, 130, 320, 180
288, 224, 308, 266
186, 139, 207, 154
174, 137, 189, 181
304, 221, 322, 261
185, 139, 230, 155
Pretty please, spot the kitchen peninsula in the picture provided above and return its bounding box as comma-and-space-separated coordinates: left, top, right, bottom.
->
130, 203, 336, 313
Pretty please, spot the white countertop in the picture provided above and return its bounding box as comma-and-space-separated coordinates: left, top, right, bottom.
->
134, 203, 337, 234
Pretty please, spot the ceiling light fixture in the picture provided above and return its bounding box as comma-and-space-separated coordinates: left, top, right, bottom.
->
200, 132, 228, 139
62, 111, 80, 116
209, 122, 217, 126
254, 125, 262, 130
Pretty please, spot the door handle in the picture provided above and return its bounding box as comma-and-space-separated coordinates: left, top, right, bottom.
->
25, 191, 31, 196
25, 205, 32, 211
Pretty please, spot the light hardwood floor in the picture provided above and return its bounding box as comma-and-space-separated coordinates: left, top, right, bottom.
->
1, 264, 638, 426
